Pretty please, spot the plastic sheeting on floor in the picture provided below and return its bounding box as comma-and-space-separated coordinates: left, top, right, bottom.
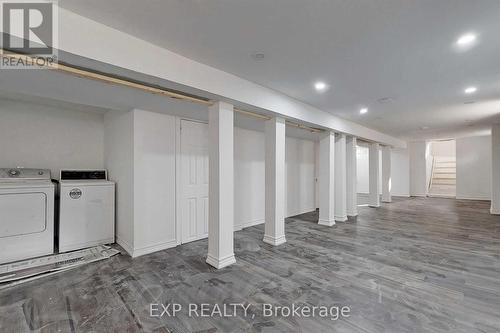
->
0, 245, 120, 289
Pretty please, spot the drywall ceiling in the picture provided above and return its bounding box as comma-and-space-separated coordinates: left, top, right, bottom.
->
58, 0, 500, 140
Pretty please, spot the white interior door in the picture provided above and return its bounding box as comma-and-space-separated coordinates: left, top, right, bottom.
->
180, 120, 209, 244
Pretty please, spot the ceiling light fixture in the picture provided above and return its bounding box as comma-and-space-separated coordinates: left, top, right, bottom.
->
456, 33, 477, 46
464, 86, 478, 94
360, 108, 368, 114
314, 81, 328, 92
251, 52, 265, 61
377, 97, 394, 104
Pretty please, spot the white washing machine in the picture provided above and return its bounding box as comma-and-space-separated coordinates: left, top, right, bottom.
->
0, 168, 55, 264
58, 170, 115, 253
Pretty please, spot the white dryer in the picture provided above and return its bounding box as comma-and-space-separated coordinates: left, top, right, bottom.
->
0, 168, 55, 264
58, 170, 115, 253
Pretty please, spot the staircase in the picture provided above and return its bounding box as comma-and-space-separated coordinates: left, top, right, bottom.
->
429, 156, 456, 197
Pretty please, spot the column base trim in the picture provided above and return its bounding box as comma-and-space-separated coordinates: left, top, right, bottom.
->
369, 204, 381, 208
318, 219, 336, 226
335, 215, 348, 222
347, 210, 358, 217
206, 253, 236, 269
263, 234, 287, 246
491, 207, 500, 215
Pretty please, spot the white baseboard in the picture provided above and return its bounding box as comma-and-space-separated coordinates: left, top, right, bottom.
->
132, 239, 177, 258
456, 195, 491, 201
491, 207, 500, 215
287, 207, 316, 218
235, 210, 318, 231
235, 218, 265, 231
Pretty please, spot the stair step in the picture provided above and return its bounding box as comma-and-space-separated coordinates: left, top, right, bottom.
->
434, 156, 456, 162
435, 162, 456, 167
433, 179, 456, 185
434, 167, 456, 173
432, 174, 456, 179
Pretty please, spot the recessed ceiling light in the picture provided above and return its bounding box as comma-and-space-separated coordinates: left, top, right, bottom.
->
464, 86, 478, 94
360, 108, 368, 114
377, 97, 394, 104
456, 33, 477, 46
251, 52, 265, 61
314, 81, 328, 92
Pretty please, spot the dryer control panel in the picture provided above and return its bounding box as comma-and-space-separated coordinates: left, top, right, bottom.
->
60, 170, 108, 181
0, 168, 51, 181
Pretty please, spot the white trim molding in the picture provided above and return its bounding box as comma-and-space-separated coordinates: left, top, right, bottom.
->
116, 235, 134, 257
206, 253, 236, 269
263, 234, 287, 246
132, 240, 177, 258
318, 219, 336, 227
335, 215, 348, 222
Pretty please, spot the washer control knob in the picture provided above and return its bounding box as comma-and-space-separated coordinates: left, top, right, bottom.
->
8, 169, 20, 177
38, 171, 44, 175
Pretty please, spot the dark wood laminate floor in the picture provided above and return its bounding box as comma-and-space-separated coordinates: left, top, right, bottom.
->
1, 197, 500, 333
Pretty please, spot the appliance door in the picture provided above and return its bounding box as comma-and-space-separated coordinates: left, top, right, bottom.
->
0, 186, 54, 264
0, 192, 47, 237
59, 184, 115, 252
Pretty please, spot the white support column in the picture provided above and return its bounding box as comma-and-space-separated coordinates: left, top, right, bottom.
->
335, 133, 347, 222
492, 125, 500, 215
369, 142, 381, 208
381, 145, 392, 203
264, 117, 287, 246
206, 101, 236, 269
319, 132, 335, 226
346, 136, 358, 217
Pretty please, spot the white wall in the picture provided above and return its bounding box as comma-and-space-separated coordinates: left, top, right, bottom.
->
456, 135, 491, 200
104, 111, 134, 252
409, 141, 428, 196
430, 140, 456, 157
355, 137, 492, 201
105, 110, 178, 257
390, 148, 410, 197
234, 127, 265, 229
357, 146, 370, 193
106, 110, 317, 256
234, 127, 317, 229
0, 99, 104, 179
314, 141, 319, 209
492, 126, 500, 214
357, 145, 409, 197
425, 142, 433, 192
133, 110, 177, 254
285, 137, 316, 216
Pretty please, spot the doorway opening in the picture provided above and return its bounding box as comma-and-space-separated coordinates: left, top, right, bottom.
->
428, 140, 456, 198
